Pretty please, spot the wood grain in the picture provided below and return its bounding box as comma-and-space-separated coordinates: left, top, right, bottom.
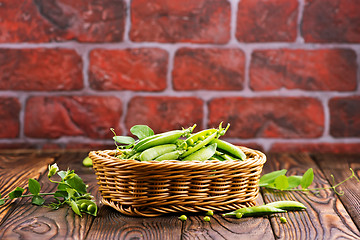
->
0, 154, 54, 224
313, 154, 360, 231
262, 153, 360, 239
86, 205, 183, 240
0, 151, 97, 239
181, 195, 275, 240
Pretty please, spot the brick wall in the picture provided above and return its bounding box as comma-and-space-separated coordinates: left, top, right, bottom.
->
0, 0, 359, 153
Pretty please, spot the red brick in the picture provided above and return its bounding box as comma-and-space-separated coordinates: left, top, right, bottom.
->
208, 97, 324, 138
330, 97, 360, 137
302, 0, 360, 43
250, 49, 357, 91
271, 143, 360, 154
25, 96, 122, 139
236, 0, 298, 42
0, 0, 125, 43
0, 49, 83, 91
0, 143, 36, 149
173, 48, 245, 90
125, 96, 203, 134
41, 142, 114, 150
89, 48, 168, 91
0, 98, 20, 138
130, 0, 230, 43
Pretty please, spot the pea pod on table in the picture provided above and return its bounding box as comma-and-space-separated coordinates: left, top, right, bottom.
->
222, 200, 306, 218
223, 205, 287, 218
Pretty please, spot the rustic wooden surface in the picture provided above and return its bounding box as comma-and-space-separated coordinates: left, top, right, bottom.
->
0, 150, 359, 240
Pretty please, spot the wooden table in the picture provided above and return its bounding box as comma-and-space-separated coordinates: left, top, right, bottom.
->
0, 150, 359, 240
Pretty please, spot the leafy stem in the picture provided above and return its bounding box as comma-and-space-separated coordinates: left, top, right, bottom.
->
0, 163, 98, 217
260, 168, 360, 196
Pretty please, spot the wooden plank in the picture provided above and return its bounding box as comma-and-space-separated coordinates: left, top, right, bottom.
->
313, 154, 360, 231
262, 153, 360, 239
0, 151, 97, 239
0, 153, 54, 224
86, 206, 183, 240
181, 195, 275, 240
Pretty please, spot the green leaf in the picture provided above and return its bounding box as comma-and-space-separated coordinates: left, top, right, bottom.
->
66, 174, 87, 194
32, 195, 45, 206
301, 168, 314, 189
259, 169, 287, 187
57, 183, 69, 191
113, 136, 135, 145
69, 199, 82, 217
274, 175, 289, 190
130, 125, 154, 140
8, 187, 25, 199
54, 190, 68, 199
28, 178, 41, 195
0, 199, 5, 205
287, 175, 303, 189
66, 188, 76, 199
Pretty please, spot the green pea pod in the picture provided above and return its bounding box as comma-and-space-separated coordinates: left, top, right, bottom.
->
181, 131, 217, 158
265, 200, 306, 211
223, 205, 286, 217
211, 139, 246, 161
183, 143, 217, 161
154, 150, 184, 161
135, 125, 195, 152
76, 199, 97, 216
181, 123, 229, 158
140, 144, 177, 161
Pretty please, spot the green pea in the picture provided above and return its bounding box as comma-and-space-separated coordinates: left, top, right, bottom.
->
280, 217, 287, 223
82, 157, 93, 167
236, 212, 243, 219
179, 215, 187, 221
203, 216, 211, 222
206, 210, 214, 216
188, 139, 194, 146
87, 204, 96, 215
80, 202, 88, 211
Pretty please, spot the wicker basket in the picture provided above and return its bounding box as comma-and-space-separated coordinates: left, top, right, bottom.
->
89, 146, 266, 217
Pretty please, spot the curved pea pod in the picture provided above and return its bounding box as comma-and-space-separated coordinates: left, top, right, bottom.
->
181, 123, 229, 158
139, 144, 177, 161
135, 125, 195, 152
223, 205, 286, 218
181, 130, 217, 158
211, 139, 246, 161
183, 143, 217, 161
265, 200, 306, 211
154, 150, 184, 161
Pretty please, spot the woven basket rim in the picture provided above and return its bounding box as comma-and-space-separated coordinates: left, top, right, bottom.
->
89, 146, 266, 167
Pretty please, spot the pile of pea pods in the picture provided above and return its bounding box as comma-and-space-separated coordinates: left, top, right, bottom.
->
114, 123, 247, 162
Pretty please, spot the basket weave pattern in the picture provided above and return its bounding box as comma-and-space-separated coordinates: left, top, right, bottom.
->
89, 147, 266, 217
